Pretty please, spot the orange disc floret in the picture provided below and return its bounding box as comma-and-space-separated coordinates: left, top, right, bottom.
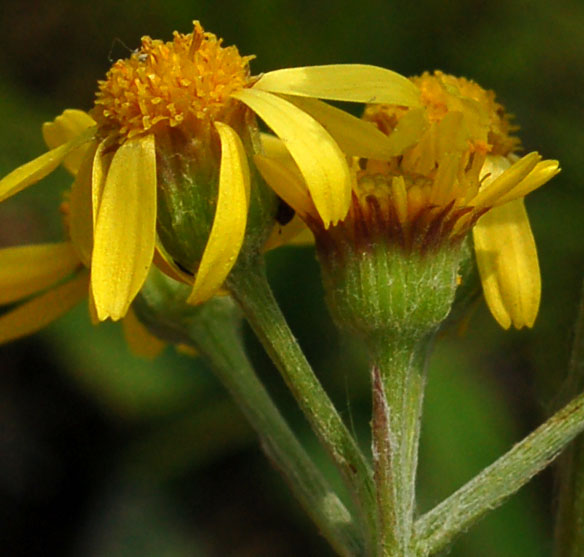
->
92, 21, 255, 139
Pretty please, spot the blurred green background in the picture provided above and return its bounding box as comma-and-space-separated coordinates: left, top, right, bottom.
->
0, 1, 583, 555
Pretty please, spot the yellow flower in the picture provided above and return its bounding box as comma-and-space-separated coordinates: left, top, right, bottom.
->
0, 21, 420, 322
256, 71, 560, 329
0, 196, 165, 356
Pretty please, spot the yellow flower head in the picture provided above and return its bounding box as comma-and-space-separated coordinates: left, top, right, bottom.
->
258, 70, 560, 329
359, 72, 559, 328
0, 21, 420, 323
92, 22, 253, 139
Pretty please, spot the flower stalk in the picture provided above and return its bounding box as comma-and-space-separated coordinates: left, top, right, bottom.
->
315, 226, 461, 555
370, 334, 432, 556
225, 254, 377, 551
135, 271, 364, 555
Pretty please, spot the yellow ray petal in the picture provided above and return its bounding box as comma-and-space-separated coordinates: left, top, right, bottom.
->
260, 132, 292, 159
92, 138, 115, 230
494, 160, 560, 206
0, 242, 81, 305
384, 107, 429, 156
69, 141, 99, 266
122, 307, 166, 359
473, 199, 540, 329
233, 88, 350, 225
0, 127, 95, 203
470, 152, 541, 209
264, 214, 314, 251
283, 96, 400, 159
254, 154, 315, 217
42, 109, 97, 174
91, 134, 157, 321
187, 122, 250, 306
0, 270, 89, 345
254, 64, 421, 107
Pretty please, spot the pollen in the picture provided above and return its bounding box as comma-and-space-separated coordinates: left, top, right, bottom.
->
92, 21, 255, 139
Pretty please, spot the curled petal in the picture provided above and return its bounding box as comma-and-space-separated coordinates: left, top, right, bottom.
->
254, 64, 421, 107
187, 122, 250, 306
0, 242, 80, 305
122, 307, 166, 359
470, 152, 541, 209
495, 160, 560, 206
0, 127, 95, 203
42, 109, 97, 174
233, 88, 350, 225
473, 199, 541, 329
91, 134, 157, 321
0, 270, 89, 345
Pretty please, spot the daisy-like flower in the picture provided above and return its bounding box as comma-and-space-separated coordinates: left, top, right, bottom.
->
0, 193, 165, 356
0, 21, 420, 322
257, 71, 560, 329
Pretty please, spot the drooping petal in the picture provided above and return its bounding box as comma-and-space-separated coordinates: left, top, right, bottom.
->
470, 152, 541, 209
69, 141, 99, 266
42, 110, 97, 174
253, 64, 421, 107
473, 199, 541, 329
283, 96, 400, 159
91, 134, 157, 321
187, 122, 250, 306
91, 138, 115, 231
122, 307, 166, 359
232, 88, 350, 225
0, 127, 95, 203
0, 242, 81, 305
0, 270, 89, 345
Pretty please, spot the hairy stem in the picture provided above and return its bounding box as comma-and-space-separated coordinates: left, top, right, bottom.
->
227, 259, 377, 550
414, 387, 584, 556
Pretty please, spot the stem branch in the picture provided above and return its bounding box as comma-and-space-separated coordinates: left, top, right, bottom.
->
227, 259, 377, 549
414, 387, 584, 556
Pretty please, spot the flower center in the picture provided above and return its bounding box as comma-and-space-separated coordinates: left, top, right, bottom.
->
92, 21, 254, 139
364, 70, 519, 157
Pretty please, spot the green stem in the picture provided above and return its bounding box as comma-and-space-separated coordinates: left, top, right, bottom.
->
226, 258, 377, 551
370, 333, 431, 556
414, 387, 584, 556
135, 274, 364, 555
186, 301, 363, 556
554, 279, 584, 556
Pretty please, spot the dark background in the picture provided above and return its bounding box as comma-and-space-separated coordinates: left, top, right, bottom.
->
0, 1, 583, 555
